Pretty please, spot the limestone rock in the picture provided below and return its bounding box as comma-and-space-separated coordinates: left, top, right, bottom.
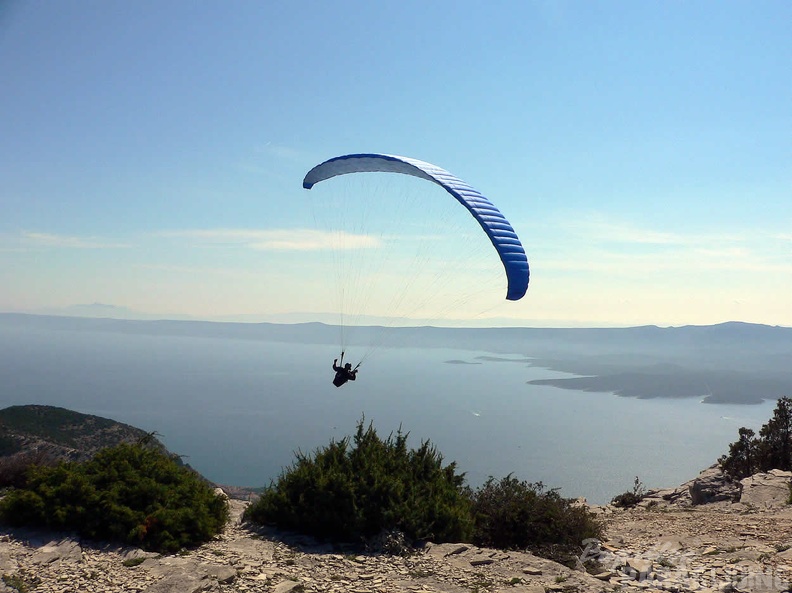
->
734, 572, 790, 593
594, 570, 614, 580
0, 548, 15, 572
206, 564, 237, 584
29, 537, 82, 564
688, 465, 742, 505
739, 471, 792, 508
121, 547, 160, 561
272, 580, 303, 593
625, 557, 653, 579
497, 585, 546, 593
142, 573, 216, 593
777, 546, 792, 561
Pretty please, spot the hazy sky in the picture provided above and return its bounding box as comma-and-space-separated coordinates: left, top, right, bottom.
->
1, 1, 790, 327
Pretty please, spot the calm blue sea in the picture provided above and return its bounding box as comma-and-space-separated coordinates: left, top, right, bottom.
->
0, 325, 776, 504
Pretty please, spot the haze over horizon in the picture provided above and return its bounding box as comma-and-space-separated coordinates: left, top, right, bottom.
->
2, 2, 790, 328
12, 303, 792, 330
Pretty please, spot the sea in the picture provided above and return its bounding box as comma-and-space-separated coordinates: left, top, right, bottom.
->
0, 324, 777, 505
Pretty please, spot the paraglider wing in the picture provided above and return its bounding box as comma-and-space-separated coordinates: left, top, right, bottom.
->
303, 153, 529, 300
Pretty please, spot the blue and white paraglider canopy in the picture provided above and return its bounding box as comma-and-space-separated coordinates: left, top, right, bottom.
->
303, 153, 529, 301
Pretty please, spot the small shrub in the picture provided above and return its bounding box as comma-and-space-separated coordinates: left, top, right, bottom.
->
0, 449, 58, 489
469, 475, 604, 562
2, 572, 37, 593
656, 556, 675, 568
122, 557, 146, 568
0, 442, 228, 553
244, 417, 472, 545
366, 528, 411, 555
611, 476, 646, 508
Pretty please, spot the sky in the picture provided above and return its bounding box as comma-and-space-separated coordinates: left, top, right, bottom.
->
1, 0, 790, 328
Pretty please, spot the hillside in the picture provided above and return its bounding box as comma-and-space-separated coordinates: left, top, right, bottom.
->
2, 406, 792, 591
0, 404, 166, 462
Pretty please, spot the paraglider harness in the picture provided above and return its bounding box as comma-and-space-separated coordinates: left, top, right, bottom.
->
332, 351, 360, 387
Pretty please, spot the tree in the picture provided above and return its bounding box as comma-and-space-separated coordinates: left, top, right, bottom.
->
719, 397, 792, 479
718, 427, 758, 479
757, 397, 792, 472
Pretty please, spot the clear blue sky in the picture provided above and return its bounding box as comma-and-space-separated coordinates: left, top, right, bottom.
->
1, 1, 790, 327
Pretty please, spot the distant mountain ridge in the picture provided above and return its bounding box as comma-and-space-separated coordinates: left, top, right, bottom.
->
2, 313, 791, 404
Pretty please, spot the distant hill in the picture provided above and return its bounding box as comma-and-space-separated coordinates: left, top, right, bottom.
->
0, 404, 167, 462
1, 313, 791, 404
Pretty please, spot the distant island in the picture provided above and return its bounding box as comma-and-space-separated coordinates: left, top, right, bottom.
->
1, 313, 791, 404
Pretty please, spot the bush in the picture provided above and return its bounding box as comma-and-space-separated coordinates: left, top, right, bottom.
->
610, 476, 646, 509
756, 396, 792, 472
244, 418, 473, 544
719, 427, 758, 480
0, 443, 228, 553
720, 397, 792, 479
0, 449, 58, 489
469, 475, 603, 561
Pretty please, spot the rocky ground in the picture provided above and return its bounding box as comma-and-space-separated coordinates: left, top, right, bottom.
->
2, 469, 792, 593
595, 503, 792, 593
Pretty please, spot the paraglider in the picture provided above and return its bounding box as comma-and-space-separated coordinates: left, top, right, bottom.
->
304, 153, 529, 301
303, 153, 530, 381
332, 352, 359, 387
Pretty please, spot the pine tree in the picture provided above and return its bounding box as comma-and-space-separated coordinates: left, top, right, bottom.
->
757, 397, 792, 471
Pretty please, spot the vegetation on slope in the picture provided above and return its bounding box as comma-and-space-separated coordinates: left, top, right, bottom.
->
0, 442, 228, 553
720, 396, 792, 479
244, 417, 604, 563
15, 394, 792, 561
470, 475, 603, 554
0, 405, 161, 459
244, 418, 473, 544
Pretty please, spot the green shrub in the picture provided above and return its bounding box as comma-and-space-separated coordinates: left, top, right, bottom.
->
244, 418, 472, 544
2, 573, 34, 593
720, 397, 792, 479
122, 557, 146, 567
611, 476, 646, 508
469, 475, 603, 561
719, 427, 758, 480
0, 443, 228, 553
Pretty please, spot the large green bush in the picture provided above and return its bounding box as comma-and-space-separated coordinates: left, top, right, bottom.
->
244, 418, 473, 544
246, 417, 604, 560
469, 475, 603, 561
0, 443, 228, 553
